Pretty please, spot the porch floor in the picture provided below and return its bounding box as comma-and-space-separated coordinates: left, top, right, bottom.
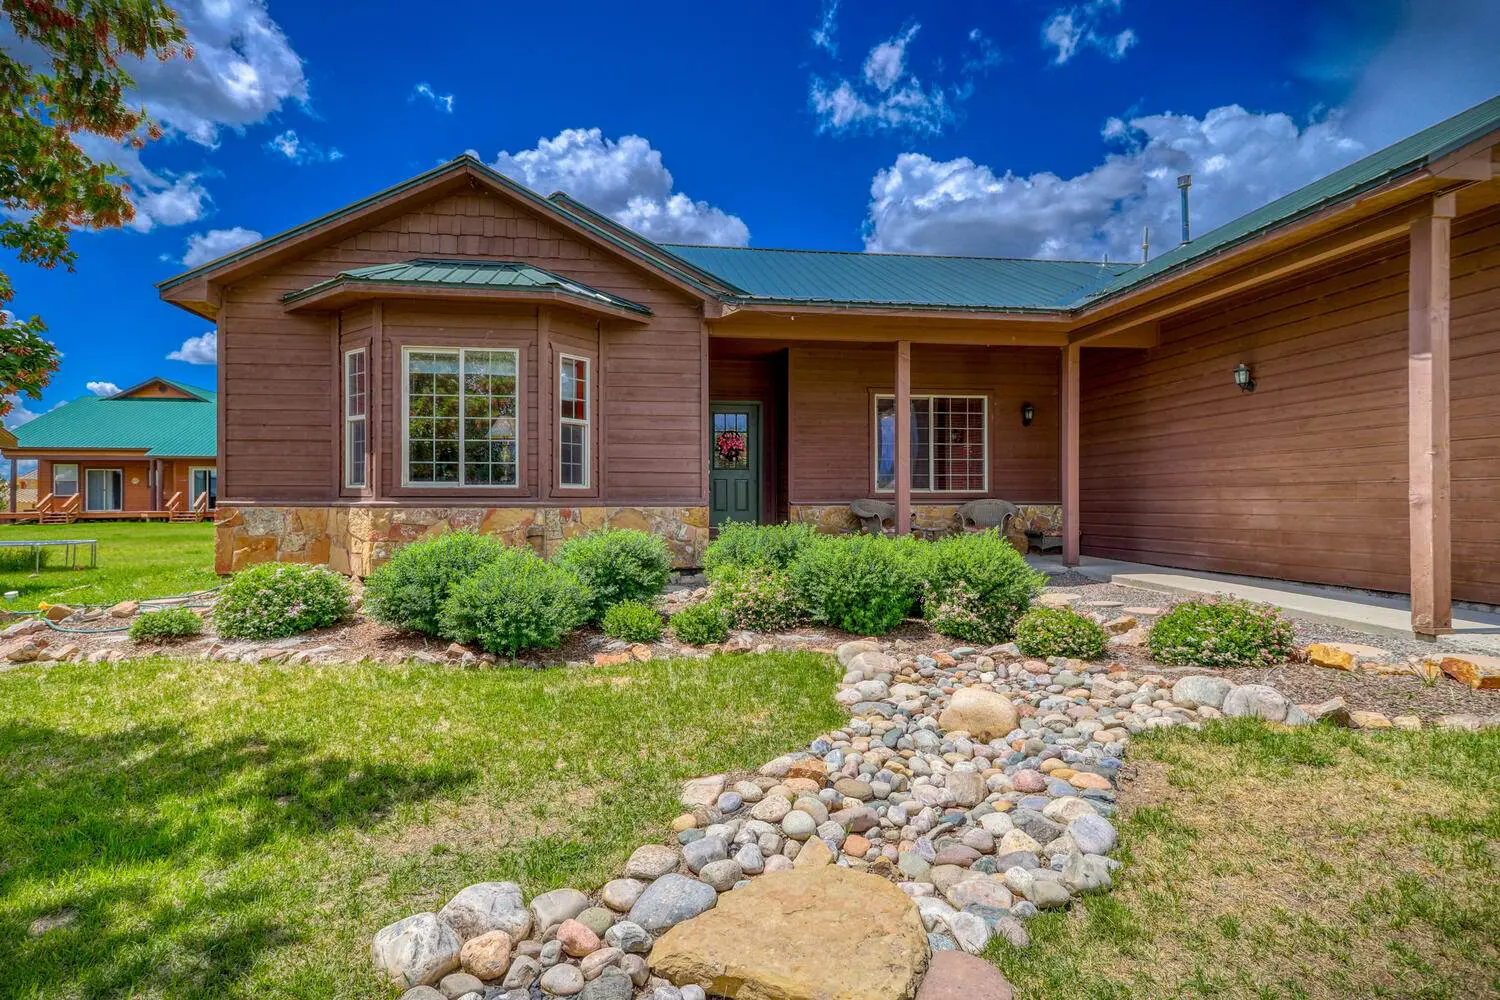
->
1028, 554, 1500, 652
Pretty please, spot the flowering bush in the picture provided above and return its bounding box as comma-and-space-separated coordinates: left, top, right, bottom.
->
128, 607, 204, 642
553, 529, 672, 620
212, 563, 352, 641
710, 565, 805, 632
601, 600, 663, 644
1147, 597, 1295, 667
669, 600, 732, 646
362, 531, 509, 635
917, 529, 1045, 644
439, 549, 591, 656
1014, 606, 1109, 660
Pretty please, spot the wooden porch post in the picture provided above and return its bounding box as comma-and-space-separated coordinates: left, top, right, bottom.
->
538, 307, 553, 502
6, 458, 15, 513
1409, 194, 1456, 637
895, 340, 912, 535
150, 459, 161, 512
1061, 344, 1081, 566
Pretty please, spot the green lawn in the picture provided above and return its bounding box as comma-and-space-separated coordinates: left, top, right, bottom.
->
0, 521, 216, 610
994, 719, 1500, 1000
0, 652, 843, 1000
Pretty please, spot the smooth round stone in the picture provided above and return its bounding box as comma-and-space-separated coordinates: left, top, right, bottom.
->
834, 778, 874, 801
716, 792, 744, 813
576, 906, 614, 937
538, 962, 584, 995
1012, 770, 1047, 793
782, 810, 817, 840
961, 828, 995, 853
733, 780, 764, 803
750, 796, 792, 823
600, 878, 647, 912
580, 946, 623, 979
604, 919, 652, 954
793, 796, 830, 824
698, 858, 743, 892
734, 842, 766, 874
623, 844, 679, 880
556, 918, 602, 957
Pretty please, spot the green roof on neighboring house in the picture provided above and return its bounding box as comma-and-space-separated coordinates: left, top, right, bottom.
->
9, 383, 217, 457
283, 259, 653, 315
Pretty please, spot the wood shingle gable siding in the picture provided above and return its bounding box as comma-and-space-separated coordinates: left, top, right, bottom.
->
215, 186, 706, 507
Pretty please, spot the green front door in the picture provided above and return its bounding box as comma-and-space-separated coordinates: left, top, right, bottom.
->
709, 402, 760, 527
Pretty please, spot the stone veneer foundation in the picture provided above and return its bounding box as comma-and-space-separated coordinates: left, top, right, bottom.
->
215, 505, 710, 576
788, 502, 1063, 552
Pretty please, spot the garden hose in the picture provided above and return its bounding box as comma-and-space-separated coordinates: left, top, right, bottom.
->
13, 587, 224, 636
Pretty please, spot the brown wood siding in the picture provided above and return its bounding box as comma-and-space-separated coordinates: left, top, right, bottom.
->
37, 458, 152, 512
1079, 206, 1500, 604
217, 188, 705, 505
786, 344, 1061, 504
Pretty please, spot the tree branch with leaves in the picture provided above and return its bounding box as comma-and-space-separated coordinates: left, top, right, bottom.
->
0, 0, 188, 418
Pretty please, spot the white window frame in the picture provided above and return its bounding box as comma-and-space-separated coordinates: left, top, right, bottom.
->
400, 346, 522, 489
872, 393, 989, 495
557, 353, 590, 490
84, 467, 124, 512
189, 465, 217, 508
343, 348, 368, 489
52, 463, 79, 498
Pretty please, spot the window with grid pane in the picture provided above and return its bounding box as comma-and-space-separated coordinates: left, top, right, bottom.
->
558, 355, 589, 488
874, 394, 986, 493
404, 348, 518, 486
344, 349, 367, 488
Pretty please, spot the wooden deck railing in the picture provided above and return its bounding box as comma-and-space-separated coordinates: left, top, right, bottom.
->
164, 490, 183, 513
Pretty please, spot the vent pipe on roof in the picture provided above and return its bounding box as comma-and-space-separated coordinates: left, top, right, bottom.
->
1177, 174, 1193, 244
1140, 226, 1150, 264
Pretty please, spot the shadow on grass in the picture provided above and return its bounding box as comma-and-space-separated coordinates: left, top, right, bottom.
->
0, 720, 473, 998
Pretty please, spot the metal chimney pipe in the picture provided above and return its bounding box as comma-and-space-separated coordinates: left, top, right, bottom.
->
1177, 174, 1193, 244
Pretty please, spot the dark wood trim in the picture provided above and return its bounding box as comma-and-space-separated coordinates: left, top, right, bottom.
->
895, 340, 911, 535
1061, 344, 1081, 565
537, 307, 552, 503
328, 314, 341, 497
1409, 194, 1455, 636
700, 318, 711, 505
284, 281, 653, 323
370, 302, 385, 500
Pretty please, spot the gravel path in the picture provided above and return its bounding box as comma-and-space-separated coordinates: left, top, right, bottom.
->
1042, 574, 1500, 720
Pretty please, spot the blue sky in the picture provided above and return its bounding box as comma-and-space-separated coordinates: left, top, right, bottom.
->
3, 0, 1499, 441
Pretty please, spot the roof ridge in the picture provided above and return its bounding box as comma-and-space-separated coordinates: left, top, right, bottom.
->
662, 243, 1131, 267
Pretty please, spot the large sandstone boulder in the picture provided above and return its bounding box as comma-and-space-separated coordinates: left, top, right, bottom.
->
937, 688, 1018, 741
649, 866, 929, 1000
1433, 653, 1500, 690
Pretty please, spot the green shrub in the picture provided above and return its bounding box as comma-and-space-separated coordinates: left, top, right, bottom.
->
711, 565, 804, 632
212, 563, 352, 641
128, 607, 204, 642
439, 549, 591, 657
788, 534, 916, 635
1014, 606, 1109, 660
1147, 597, 1295, 667
669, 600, 732, 645
363, 531, 508, 634
601, 600, 663, 644
918, 530, 1044, 644
553, 528, 671, 620
703, 522, 819, 573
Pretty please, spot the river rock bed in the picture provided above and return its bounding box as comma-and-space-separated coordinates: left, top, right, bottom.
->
368, 634, 1487, 1000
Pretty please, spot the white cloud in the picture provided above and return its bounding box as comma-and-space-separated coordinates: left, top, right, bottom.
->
86, 381, 121, 397
182, 227, 263, 268
65, 134, 212, 232
119, 0, 308, 146
413, 82, 455, 113
810, 24, 954, 135
265, 129, 342, 164
167, 331, 218, 365
811, 0, 839, 54
490, 129, 749, 246
1042, 1, 1136, 64
864, 104, 1365, 261
2, 395, 41, 429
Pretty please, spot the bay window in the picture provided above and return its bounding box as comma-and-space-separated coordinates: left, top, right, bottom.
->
343, 348, 367, 488
403, 347, 519, 487
874, 394, 987, 493
558, 355, 590, 488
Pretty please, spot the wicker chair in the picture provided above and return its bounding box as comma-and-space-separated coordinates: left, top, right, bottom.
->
849, 498, 897, 535
954, 499, 1020, 533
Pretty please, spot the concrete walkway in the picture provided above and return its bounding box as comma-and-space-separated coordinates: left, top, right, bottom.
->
1028, 554, 1500, 652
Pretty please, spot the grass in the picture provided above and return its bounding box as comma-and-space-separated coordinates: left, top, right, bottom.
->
0, 521, 216, 611
992, 719, 1500, 999
0, 652, 844, 999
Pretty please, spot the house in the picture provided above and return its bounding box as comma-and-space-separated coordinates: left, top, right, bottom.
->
159, 95, 1500, 636
0, 378, 218, 523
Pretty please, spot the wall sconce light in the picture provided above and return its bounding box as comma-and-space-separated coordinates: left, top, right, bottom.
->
1233, 363, 1256, 393
1020, 402, 1035, 426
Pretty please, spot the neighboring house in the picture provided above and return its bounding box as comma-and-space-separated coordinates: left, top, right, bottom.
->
0, 378, 218, 523
159, 96, 1500, 636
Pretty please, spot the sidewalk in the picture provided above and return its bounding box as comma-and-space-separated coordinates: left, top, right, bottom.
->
1028, 554, 1500, 653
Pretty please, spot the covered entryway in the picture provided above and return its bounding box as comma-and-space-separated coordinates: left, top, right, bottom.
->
709, 402, 761, 526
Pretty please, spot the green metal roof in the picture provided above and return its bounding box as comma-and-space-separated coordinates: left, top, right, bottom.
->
662, 245, 1136, 311
282, 259, 653, 315
1082, 93, 1500, 304
9, 384, 216, 457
